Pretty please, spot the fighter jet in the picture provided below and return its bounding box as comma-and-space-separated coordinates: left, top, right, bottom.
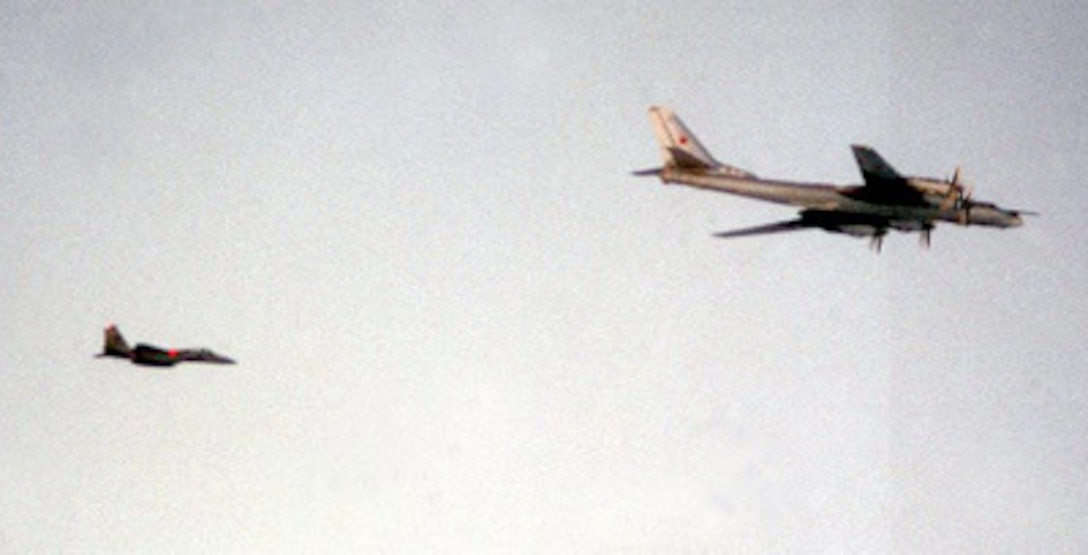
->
634, 106, 1034, 251
96, 324, 235, 366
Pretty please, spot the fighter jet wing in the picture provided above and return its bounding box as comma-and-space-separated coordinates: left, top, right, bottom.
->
131, 344, 181, 366
177, 349, 235, 364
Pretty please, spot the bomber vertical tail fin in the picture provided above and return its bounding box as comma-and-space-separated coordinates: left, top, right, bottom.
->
647, 106, 755, 177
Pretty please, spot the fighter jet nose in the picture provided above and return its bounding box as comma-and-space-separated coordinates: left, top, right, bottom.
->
1009, 213, 1024, 227
210, 352, 236, 364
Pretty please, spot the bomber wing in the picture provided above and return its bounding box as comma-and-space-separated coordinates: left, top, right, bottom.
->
714, 210, 896, 251
713, 220, 808, 239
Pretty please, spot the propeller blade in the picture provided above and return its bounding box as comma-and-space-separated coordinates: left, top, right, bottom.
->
961, 184, 975, 224
939, 188, 958, 212
940, 166, 965, 213
948, 167, 973, 224
957, 195, 973, 225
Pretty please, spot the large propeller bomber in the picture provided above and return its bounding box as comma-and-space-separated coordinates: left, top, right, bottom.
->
639, 106, 1034, 252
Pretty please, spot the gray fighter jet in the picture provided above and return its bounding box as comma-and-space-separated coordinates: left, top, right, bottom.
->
96, 324, 235, 366
635, 106, 1033, 250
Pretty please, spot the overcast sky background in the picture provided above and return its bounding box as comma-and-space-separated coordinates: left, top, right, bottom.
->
3, 2, 1087, 552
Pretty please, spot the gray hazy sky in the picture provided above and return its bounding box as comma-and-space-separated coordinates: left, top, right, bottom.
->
3, 2, 1087, 552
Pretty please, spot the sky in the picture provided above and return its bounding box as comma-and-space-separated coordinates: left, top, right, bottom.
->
3, 2, 1087, 552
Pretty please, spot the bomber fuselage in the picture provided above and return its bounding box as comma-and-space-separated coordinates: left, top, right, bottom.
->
657, 167, 1023, 229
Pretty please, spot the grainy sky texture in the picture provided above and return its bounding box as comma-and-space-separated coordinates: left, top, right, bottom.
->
3, 2, 1087, 552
